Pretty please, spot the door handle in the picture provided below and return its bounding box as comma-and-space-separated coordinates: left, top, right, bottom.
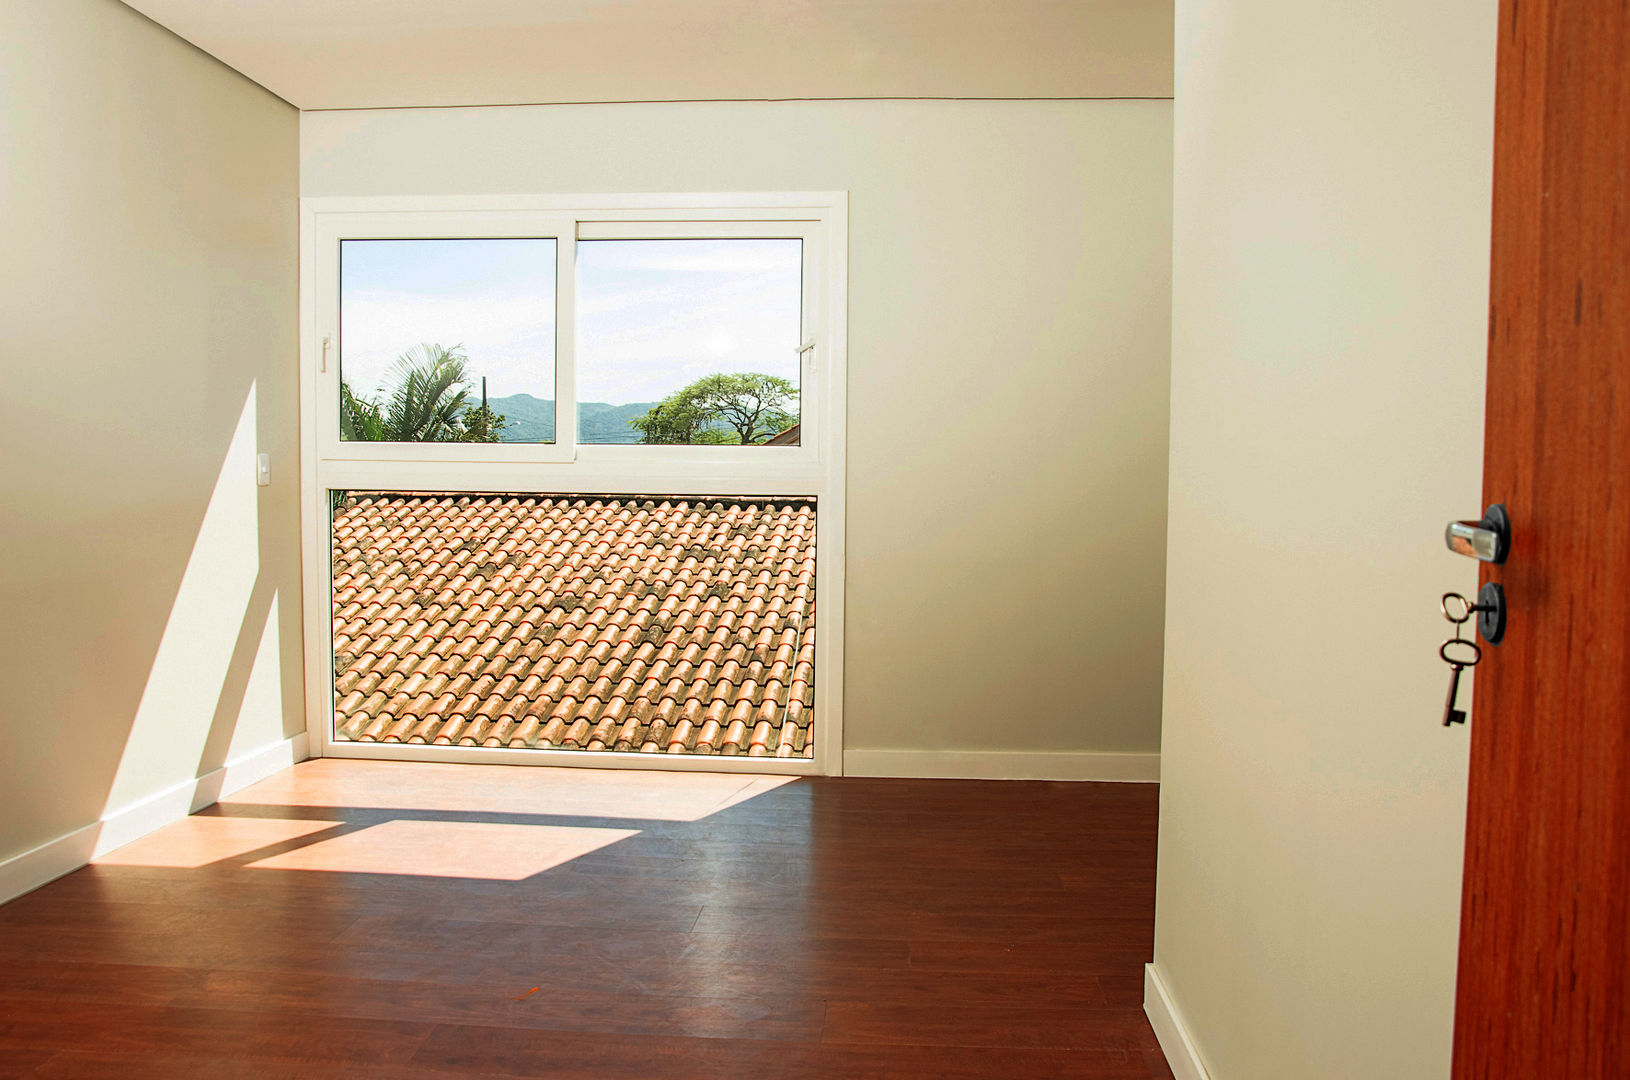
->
1445, 504, 1510, 564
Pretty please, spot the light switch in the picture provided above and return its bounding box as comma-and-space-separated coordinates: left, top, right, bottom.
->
256, 453, 271, 487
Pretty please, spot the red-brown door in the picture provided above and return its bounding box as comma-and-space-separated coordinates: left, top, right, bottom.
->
1452, 2, 1630, 1076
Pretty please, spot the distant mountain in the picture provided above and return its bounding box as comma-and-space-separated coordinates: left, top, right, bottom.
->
486, 394, 555, 442
579, 400, 660, 444
485, 394, 656, 445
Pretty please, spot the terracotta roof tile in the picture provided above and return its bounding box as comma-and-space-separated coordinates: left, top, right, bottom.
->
331, 495, 816, 759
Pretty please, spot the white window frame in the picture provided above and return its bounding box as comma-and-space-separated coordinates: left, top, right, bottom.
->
298, 192, 848, 776
316, 213, 577, 465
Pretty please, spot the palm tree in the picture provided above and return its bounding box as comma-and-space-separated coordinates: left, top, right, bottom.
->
341, 343, 476, 442
339, 379, 386, 442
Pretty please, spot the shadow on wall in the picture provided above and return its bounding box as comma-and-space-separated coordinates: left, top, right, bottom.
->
0, 376, 304, 868
0, 0, 302, 879
96, 380, 299, 847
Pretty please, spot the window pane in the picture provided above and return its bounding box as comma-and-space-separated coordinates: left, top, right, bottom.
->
330, 492, 817, 757
577, 239, 802, 446
339, 239, 557, 444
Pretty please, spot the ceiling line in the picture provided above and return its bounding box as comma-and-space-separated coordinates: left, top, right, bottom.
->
301, 94, 1174, 113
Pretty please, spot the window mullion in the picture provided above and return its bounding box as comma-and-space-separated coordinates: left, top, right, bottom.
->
556, 224, 579, 458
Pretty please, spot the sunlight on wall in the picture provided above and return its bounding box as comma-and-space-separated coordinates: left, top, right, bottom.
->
101, 382, 263, 819
228, 592, 286, 761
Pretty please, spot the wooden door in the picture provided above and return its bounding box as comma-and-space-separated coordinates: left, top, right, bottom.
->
1452, 1, 1630, 1076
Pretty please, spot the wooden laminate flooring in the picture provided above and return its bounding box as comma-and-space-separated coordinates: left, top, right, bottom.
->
0, 761, 1171, 1078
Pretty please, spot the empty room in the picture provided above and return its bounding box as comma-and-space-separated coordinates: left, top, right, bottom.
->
1, 1, 1624, 1078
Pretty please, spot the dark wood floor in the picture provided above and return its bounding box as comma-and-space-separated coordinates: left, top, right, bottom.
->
0, 761, 1170, 1079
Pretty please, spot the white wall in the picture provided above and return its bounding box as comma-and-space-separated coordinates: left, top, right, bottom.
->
1152, 3, 1496, 1078
302, 100, 1174, 771
0, 0, 301, 871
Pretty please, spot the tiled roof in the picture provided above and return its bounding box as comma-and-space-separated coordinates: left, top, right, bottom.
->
331, 494, 816, 757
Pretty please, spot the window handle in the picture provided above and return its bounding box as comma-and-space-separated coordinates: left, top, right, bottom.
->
796, 339, 816, 365
321, 335, 332, 373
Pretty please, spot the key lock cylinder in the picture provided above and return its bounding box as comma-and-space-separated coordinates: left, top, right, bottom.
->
1439, 504, 1510, 726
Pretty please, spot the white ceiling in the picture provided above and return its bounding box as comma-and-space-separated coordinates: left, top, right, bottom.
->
121, 0, 1173, 110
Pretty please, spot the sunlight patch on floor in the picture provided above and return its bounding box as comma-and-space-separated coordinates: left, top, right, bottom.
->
93, 815, 341, 869
244, 819, 639, 880
228, 759, 797, 823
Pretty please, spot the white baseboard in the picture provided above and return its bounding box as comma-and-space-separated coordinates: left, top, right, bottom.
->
0, 822, 101, 910
0, 732, 309, 906
842, 748, 1159, 782
1145, 963, 1212, 1080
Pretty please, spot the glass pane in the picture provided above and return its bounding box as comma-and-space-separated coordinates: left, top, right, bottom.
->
577, 239, 802, 445
339, 238, 557, 444
330, 491, 817, 757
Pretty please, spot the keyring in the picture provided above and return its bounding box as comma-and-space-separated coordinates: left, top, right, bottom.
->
1440, 637, 1481, 667
1440, 592, 1474, 625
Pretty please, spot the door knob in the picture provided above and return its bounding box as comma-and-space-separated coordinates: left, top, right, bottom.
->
1445, 504, 1510, 564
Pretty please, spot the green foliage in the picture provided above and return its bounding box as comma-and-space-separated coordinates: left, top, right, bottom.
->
631, 372, 797, 445
340, 343, 510, 443
338, 380, 385, 442
453, 402, 508, 443
340, 350, 793, 447
629, 394, 712, 444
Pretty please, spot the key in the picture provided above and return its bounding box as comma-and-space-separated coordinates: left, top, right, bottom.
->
1442, 662, 1467, 726
1439, 636, 1480, 727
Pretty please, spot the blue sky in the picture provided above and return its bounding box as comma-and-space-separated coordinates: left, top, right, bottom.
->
340, 237, 802, 407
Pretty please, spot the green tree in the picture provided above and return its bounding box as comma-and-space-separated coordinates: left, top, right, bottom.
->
339, 379, 386, 442
631, 372, 797, 445
453, 402, 508, 443
453, 376, 509, 443
340, 343, 508, 443
628, 395, 711, 444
